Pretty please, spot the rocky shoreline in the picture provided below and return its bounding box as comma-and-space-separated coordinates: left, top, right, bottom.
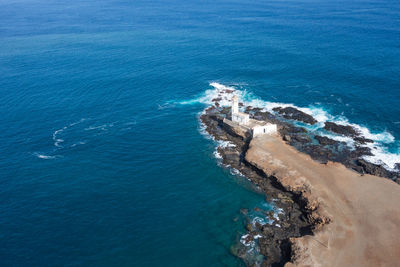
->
199, 96, 400, 266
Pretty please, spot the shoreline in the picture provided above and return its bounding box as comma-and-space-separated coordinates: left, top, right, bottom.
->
200, 101, 400, 266
200, 107, 314, 266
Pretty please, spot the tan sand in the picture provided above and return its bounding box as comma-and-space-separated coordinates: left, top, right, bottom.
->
245, 134, 400, 267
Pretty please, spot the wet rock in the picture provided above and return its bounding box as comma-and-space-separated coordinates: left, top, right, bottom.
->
324, 121, 359, 136
353, 146, 373, 157
354, 136, 374, 144
212, 97, 222, 102
273, 107, 317, 125
246, 223, 254, 232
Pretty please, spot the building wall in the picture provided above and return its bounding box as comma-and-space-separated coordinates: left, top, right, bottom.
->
222, 118, 251, 139
232, 113, 249, 124
253, 124, 277, 137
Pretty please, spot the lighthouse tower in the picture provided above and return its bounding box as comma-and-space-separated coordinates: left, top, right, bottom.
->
232, 95, 239, 115
231, 95, 249, 124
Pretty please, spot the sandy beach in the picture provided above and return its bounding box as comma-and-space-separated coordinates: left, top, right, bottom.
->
246, 134, 400, 267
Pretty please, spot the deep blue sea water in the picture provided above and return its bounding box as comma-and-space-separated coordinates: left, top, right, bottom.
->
1, 0, 400, 266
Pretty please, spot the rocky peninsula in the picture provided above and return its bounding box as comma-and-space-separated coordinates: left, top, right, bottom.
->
200, 89, 400, 266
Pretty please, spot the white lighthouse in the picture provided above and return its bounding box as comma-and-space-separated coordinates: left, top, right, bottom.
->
231, 95, 249, 124
232, 95, 239, 114
223, 94, 277, 138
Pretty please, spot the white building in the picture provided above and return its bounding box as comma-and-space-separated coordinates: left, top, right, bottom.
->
252, 124, 278, 137
228, 95, 277, 138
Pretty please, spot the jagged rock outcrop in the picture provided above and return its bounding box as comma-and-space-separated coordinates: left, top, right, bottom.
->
273, 106, 318, 125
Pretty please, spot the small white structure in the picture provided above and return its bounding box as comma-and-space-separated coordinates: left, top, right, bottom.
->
231, 95, 249, 124
227, 95, 277, 138
252, 124, 278, 137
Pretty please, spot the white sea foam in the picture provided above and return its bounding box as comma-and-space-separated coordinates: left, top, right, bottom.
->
273, 208, 284, 221
322, 118, 399, 170
53, 127, 67, 147
70, 141, 86, 147
362, 146, 400, 171
32, 152, 59, 160
53, 118, 87, 148
240, 234, 256, 247
213, 150, 222, 159
319, 132, 356, 148
84, 123, 114, 131
252, 216, 267, 226
212, 141, 236, 163
217, 140, 236, 148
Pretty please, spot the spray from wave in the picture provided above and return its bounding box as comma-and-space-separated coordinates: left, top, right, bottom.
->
180, 82, 400, 172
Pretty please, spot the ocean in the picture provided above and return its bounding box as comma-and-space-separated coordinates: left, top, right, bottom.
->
1, 0, 399, 266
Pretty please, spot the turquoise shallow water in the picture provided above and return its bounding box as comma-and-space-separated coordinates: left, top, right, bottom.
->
1, 0, 400, 266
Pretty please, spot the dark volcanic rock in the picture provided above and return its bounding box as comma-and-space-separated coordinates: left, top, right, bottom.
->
292, 134, 312, 144
354, 136, 374, 144
246, 107, 278, 123
356, 159, 393, 178
324, 122, 358, 136
315, 135, 338, 146
353, 146, 373, 157
273, 107, 318, 125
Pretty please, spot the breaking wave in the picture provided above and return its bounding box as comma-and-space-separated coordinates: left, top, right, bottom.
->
188, 82, 400, 172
